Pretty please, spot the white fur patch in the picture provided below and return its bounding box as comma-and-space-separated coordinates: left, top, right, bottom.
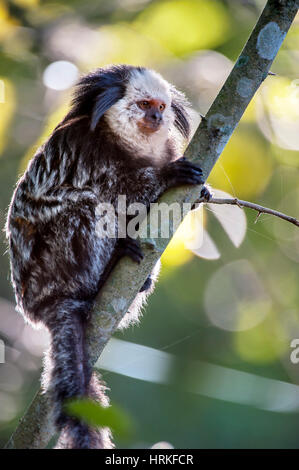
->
105, 68, 178, 161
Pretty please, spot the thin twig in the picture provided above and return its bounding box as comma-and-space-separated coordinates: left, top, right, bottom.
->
196, 196, 299, 228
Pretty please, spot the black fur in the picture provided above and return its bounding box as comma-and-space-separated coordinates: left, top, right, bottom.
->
91, 87, 124, 131
68, 65, 131, 124
171, 88, 191, 139
6, 65, 202, 449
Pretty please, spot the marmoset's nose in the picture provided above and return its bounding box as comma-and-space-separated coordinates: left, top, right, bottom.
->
149, 110, 162, 123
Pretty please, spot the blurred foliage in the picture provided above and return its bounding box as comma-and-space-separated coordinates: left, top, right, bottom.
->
65, 398, 132, 438
235, 311, 289, 363
208, 129, 273, 198
133, 0, 231, 56
0, 77, 15, 154
0, 0, 299, 449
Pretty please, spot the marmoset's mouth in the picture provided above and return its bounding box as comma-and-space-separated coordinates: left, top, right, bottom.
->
137, 119, 162, 135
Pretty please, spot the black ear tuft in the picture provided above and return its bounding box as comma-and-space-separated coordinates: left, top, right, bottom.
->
90, 86, 123, 131
69, 65, 133, 131
171, 88, 191, 140
171, 102, 190, 139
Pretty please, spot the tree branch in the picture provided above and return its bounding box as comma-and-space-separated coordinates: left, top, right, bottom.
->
5, 0, 299, 449
196, 196, 299, 228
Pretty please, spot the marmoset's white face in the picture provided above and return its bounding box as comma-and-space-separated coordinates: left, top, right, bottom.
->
105, 68, 177, 159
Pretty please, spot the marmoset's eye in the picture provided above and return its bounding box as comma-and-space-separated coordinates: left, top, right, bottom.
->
138, 101, 150, 109
159, 103, 166, 111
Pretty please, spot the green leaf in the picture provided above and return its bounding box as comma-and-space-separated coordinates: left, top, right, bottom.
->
65, 399, 132, 438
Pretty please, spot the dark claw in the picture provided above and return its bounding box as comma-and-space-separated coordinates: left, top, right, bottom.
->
165, 158, 204, 188
176, 177, 204, 185
176, 159, 203, 173
200, 185, 213, 202
119, 237, 144, 264
177, 166, 203, 176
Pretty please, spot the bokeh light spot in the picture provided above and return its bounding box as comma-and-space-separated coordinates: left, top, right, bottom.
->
43, 61, 78, 91
204, 260, 272, 331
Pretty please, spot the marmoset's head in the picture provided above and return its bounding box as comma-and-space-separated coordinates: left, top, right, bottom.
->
69, 65, 193, 156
